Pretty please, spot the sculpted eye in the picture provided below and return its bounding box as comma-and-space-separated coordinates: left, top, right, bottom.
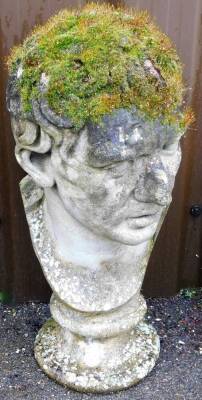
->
103, 161, 129, 177
162, 141, 180, 155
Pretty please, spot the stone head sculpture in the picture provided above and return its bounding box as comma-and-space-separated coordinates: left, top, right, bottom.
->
7, 4, 193, 393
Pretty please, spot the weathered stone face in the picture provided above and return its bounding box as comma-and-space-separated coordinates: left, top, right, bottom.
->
49, 108, 182, 246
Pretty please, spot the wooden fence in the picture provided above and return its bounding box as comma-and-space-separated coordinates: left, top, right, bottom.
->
0, 0, 202, 302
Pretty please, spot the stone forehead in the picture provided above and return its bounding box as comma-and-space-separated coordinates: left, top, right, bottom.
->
86, 108, 178, 166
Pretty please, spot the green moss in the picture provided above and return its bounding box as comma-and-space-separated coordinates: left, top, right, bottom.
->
8, 3, 194, 130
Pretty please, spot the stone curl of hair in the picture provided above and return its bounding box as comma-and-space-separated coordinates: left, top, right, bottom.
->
7, 68, 79, 156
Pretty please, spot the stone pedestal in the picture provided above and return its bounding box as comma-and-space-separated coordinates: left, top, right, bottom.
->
35, 296, 160, 393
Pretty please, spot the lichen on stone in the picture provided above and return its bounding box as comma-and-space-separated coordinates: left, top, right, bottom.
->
7, 2, 194, 131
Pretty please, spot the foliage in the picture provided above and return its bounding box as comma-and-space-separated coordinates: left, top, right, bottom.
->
7, 3, 194, 130
0, 291, 11, 304
180, 287, 202, 300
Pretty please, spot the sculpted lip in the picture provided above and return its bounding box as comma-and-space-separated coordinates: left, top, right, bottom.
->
127, 212, 159, 228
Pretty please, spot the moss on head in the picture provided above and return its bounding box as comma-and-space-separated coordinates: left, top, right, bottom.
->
8, 2, 194, 130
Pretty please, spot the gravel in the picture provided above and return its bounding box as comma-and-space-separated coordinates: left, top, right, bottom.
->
0, 292, 201, 400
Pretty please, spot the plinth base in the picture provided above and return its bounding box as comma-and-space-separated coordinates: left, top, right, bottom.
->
34, 319, 160, 393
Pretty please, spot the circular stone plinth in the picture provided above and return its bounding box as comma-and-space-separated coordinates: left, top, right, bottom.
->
34, 319, 160, 393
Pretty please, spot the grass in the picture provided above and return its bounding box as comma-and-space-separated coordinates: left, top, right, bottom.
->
7, 2, 194, 131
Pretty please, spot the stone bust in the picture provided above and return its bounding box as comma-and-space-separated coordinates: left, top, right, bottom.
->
7, 4, 192, 393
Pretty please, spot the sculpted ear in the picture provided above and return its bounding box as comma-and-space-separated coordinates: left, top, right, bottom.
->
16, 149, 55, 188
12, 117, 55, 188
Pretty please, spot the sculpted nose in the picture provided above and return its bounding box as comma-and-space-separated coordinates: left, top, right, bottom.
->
134, 156, 171, 206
